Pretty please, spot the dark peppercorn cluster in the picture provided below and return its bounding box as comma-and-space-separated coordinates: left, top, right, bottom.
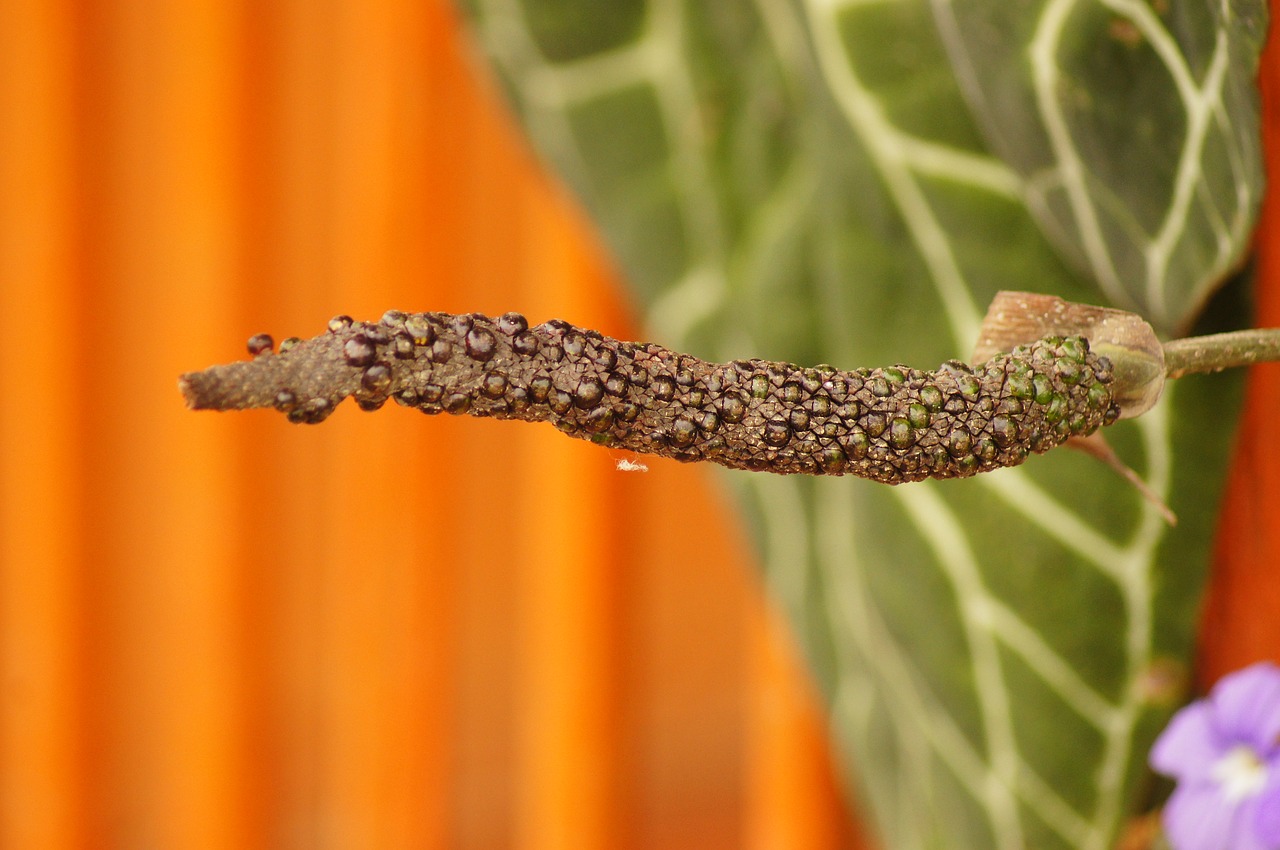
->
179, 310, 1119, 483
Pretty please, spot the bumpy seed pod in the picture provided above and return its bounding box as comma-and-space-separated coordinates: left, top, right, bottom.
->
179, 311, 1119, 483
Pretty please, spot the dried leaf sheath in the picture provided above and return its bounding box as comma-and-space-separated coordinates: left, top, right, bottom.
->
179, 311, 1120, 483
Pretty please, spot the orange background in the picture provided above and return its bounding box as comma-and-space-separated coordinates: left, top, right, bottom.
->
0, 2, 860, 848
0, 2, 1273, 850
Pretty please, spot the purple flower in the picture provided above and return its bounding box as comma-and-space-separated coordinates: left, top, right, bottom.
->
1151, 661, 1280, 850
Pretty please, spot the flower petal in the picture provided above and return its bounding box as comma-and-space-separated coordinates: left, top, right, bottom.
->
1153, 702, 1223, 781
1210, 662, 1280, 754
1253, 767, 1280, 844
1163, 784, 1269, 850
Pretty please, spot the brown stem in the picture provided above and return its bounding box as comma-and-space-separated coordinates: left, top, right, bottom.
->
180, 311, 1119, 483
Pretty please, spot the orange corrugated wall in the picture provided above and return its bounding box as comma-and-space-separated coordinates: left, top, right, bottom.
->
0, 1, 866, 849
3, 2, 1279, 850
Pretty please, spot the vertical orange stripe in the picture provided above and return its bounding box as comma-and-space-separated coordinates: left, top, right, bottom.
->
77, 1, 246, 847
628, 472, 752, 850
0, 2, 82, 848
748, 612, 866, 850
1200, 0, 1280, 684
323, 2, 409, 846
379, 8, 464, 848
512, 155, 628, 850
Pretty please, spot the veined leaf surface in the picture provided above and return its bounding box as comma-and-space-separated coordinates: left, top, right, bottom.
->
931, 0, 1265, 333
459, 1, 1262, 847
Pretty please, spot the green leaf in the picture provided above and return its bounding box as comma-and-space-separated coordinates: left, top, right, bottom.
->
459, 1, 1261, 848
931, 0, 1266, 333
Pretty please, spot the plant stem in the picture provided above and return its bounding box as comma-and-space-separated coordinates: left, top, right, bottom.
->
1163, 329, 1280, 379
179, 310, 1118, 482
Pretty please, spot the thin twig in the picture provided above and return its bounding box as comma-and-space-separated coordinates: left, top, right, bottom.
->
1164, 329, 1280, 379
